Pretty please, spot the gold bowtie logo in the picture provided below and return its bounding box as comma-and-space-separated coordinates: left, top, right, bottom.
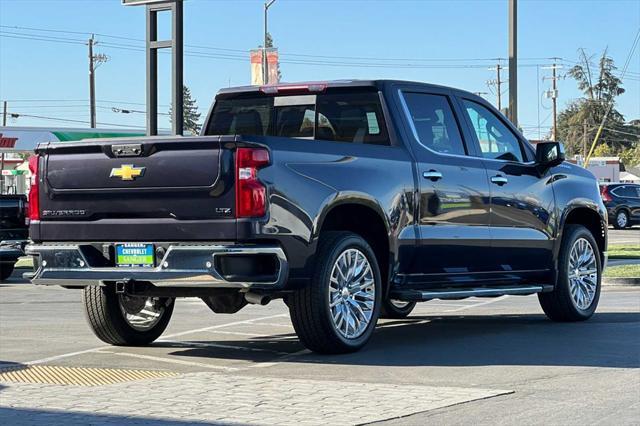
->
110, 164, 145, 181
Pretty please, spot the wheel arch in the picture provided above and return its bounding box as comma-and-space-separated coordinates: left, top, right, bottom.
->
314, 198, 391, 290
560, 205, 607, 265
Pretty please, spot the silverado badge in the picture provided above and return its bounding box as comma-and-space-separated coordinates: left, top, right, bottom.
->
110, 164, 145, 181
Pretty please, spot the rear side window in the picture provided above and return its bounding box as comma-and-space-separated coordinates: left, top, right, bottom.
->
613, 185, 639, 198
315, 93, 389, 145
402, 92, 466, 156
206, 91, 390, 145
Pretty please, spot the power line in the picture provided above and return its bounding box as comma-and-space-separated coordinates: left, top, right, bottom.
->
0, 24, 568, 64
8, 112, 148, 128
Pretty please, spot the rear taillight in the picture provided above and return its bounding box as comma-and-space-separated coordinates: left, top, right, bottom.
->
28, 155, 40, 221
600, 185, 612, 202
235, 148, 270, 218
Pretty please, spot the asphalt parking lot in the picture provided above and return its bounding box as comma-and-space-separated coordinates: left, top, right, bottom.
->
1, 266, 639, 425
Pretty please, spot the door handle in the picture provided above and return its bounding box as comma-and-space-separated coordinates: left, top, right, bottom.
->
423, 170, 443, 181
491, 175, 508, 185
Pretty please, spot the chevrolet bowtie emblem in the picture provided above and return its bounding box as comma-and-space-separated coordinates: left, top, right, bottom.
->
110, 164, 145, 181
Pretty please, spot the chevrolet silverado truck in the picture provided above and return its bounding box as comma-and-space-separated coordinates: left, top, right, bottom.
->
26, 80, 608, 353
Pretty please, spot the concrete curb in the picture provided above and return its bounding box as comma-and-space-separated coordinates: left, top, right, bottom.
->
603, 277, 640, 286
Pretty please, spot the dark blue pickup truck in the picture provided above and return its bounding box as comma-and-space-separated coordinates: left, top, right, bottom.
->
26, 80, 607, 353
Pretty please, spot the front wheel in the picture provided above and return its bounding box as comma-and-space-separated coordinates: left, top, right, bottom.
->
613, 210, 629, 229
538, 225, 601, 321
82, 286, 174, 345
289, 232, 382, 354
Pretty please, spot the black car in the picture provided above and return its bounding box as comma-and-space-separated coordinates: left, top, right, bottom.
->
600, 183, 640, 229
0, 194, 29, 281
25, 80, 608, 353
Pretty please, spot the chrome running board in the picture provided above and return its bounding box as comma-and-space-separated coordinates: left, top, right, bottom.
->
391, 285, 550, 302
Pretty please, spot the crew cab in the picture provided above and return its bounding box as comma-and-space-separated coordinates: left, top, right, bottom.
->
26, 80, 608, 353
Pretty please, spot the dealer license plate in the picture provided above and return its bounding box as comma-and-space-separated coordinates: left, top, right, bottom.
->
115, 243, 155, 268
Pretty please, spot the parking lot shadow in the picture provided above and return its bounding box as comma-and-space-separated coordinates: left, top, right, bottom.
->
166, 312, 640, 369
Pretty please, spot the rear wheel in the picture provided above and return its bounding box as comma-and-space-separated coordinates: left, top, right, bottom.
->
380, 298, 416, 319
538, 225, 601, 321
289, 232, 381, 354
82, 285, 174, 345
613, 210, 629, 229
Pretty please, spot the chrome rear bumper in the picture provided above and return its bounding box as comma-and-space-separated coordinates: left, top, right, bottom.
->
26, 243, 288, 288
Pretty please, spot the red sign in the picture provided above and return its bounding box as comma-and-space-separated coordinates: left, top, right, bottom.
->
0, 133, 18, 149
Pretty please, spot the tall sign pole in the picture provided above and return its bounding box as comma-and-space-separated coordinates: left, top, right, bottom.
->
508, 0, 518, 127
123, 0, 183, 136
88, 35, 96, 128
263, 0, 276, 85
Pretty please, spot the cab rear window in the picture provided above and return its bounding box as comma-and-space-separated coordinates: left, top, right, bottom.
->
206, 91, 390, 145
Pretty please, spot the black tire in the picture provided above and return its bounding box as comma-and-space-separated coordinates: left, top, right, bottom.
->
289, 231, 382, 354
82, 285, 174, 346
380, 298, 416, 319
538, 225, 601, 322
0, 263, 15, 281
613, 210, 629, 229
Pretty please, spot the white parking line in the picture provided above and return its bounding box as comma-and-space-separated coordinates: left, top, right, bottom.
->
97, 350, 239, 372
25, 313, 288, 365
205, 329, 265, 337
444, 295, 509, 312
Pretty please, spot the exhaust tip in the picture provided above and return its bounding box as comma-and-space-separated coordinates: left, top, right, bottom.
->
244, 292, 271, 306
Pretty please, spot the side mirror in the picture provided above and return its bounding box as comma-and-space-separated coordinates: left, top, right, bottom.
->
536, 142, 565, 167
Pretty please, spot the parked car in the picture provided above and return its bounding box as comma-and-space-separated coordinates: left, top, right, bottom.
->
25, 80, 608, 353
0, 194, 28, 281
600, 183, 640, 229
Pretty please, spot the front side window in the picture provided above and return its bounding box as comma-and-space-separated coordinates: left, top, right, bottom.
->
402, 92, 466, 156
462, 99, 524, 162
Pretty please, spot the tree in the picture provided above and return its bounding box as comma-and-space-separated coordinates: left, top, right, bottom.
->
169, 85, 202, 135
555, 49, 639, 157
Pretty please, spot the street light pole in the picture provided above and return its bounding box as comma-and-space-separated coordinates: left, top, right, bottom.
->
263, 0, 276, 85
508, 0, 518, 126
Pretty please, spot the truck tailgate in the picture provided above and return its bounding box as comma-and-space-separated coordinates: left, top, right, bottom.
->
33, 136, 238, 242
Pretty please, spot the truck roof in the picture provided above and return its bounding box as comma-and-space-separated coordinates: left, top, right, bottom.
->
216, 79, 476, 98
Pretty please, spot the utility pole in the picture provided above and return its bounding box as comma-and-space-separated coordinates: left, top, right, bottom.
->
88, 35, 96, 128
551, 62, 558, 141
1, 101, 5, 193
583, 120, 588, 161
263, 0, 276, 85
87, 36, 109, 129
543, 60, 562, 140
508, 0, 518, 126
487, 63, 504, 111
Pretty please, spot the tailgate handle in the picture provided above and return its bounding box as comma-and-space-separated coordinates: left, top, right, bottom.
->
112, 144, 143, 157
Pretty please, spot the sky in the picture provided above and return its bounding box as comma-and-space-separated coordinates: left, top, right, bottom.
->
0, 0, 639, 139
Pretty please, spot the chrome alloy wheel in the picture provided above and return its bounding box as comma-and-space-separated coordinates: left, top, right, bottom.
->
118, 295, 166, 331
616, 211, 628, 228
329, 248, 376, 339
568, 238, 598, 310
